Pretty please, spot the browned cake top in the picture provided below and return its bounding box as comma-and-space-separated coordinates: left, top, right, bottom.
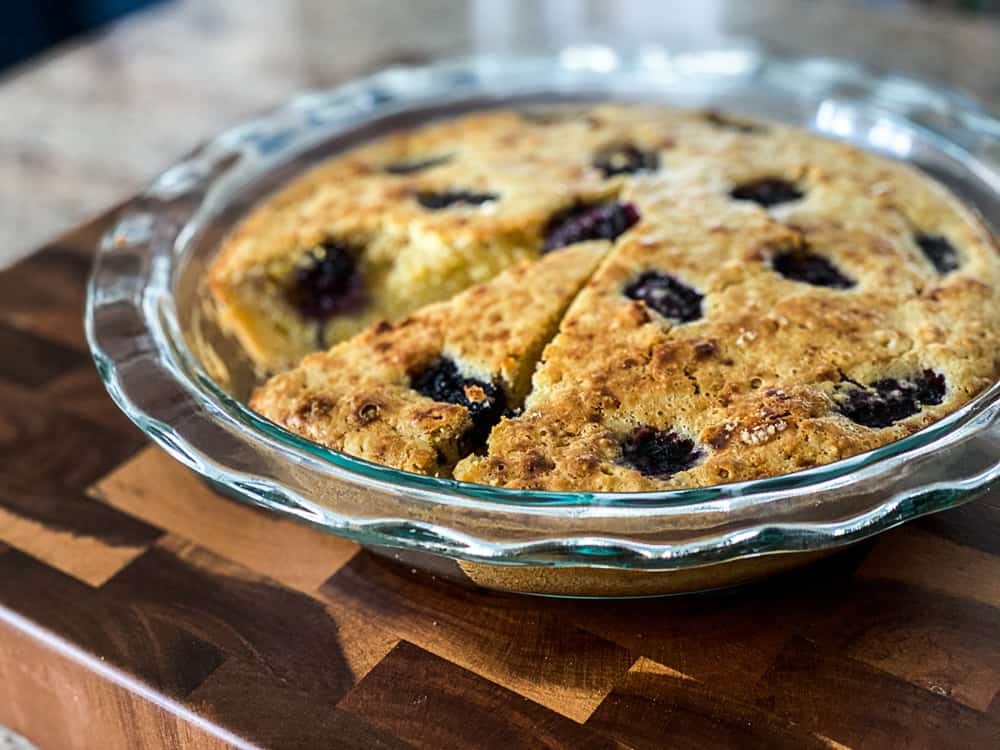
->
241, 105, 999, 491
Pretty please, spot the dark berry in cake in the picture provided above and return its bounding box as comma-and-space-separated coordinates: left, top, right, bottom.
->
384, 155, 452, 175
772, 250, 855, 289
909, 369, 947, 405
703, 110, 766, 134
624, 270, 703, 323
620, 426, 702, 479
287, 243, 367, 321
415, 190, 498, 209
838, 384, 918, 428
593, 143, 660, 177
915, 233, 960, 274
730, 177, 803, 207
410, 358, 507, 446
837, 370, 946, 428
542, 202, 640, 253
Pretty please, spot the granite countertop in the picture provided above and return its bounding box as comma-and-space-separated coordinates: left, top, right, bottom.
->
0, 0, 997, 269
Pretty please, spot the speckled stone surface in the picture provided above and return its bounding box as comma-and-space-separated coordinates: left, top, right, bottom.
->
0, 0, 997, 269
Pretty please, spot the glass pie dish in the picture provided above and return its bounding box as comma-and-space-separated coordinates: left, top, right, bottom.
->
86, 46, 1000, 597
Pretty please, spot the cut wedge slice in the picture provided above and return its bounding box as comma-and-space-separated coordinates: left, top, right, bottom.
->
249, 242, 607, 476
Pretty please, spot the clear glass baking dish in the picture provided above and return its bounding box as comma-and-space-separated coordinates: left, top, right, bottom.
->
86, 46, 1000, 597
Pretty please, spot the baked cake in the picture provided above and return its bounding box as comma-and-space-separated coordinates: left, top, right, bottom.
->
221, 105, 999, 491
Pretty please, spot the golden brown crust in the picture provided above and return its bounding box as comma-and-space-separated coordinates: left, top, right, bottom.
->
230, 104, 998, 491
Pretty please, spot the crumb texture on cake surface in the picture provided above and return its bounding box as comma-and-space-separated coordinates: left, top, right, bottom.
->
230, 104, 999, 491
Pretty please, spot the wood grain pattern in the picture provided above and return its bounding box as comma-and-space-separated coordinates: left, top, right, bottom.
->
916, 492, 1000, 555
861, 525, 1000, 608
186, 657, 414, 750
91, 447, 359, 594
586, 657, 833, 750
320, 554, 635, 723
1, 209, 1000, 749
338, 641, 624, 750
0, 504, 148, 586
754, 637, 1000, 749
0, 379, 145, 492
0, 240, 100, 349
0, 321, 87, 387
0, 615, 237, 750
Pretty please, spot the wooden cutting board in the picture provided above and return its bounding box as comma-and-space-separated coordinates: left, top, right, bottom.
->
1, 209, 999, 750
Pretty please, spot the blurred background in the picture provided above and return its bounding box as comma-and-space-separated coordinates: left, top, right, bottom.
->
2, 0, 997, 72
0, 0, 997, 269
1, 0, 998, 73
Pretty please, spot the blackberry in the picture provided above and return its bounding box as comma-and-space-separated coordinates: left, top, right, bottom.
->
593, 143, 660, 177
837, 370, 946, 428
772, 250, 855, 289
730, 177, 803, 207
410, 358, 506, 448
620, 426, 702, 479
287, 243, 367, 321
543, 202, 640, 253
415, 190, 497, 209
624, 270, 703, 323
915, 233, 959, 274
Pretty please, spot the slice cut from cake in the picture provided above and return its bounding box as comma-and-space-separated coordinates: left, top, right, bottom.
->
248, 243, 607, 476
